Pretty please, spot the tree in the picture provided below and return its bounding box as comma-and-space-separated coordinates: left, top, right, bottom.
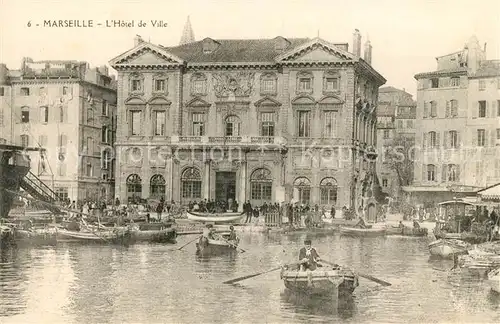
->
382, 134, 415, 188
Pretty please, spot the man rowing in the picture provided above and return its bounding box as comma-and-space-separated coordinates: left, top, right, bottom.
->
299, 239, 321, 271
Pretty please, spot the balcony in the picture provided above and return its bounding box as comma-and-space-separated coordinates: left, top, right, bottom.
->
291, 137, 350, 146
208, 136, 242, 143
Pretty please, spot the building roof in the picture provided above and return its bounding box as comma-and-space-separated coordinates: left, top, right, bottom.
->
379, 86, 402, 92
414, 67, 468, 80
377, 102, 396, 116
163, 37, 311, 63
470, 60, 500, 78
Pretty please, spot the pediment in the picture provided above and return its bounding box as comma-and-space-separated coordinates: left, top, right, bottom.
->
291, 95, 315, 105
125, 96, 146, 104
254, 97, 282, 107
276, 38, 355, 63
186, 97, 211, 108
318, 95, 344, 104
110, 42, 185, 67
148, 96, 171, 105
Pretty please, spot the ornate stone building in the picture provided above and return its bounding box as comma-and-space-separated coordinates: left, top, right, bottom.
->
109, 30, 385, 213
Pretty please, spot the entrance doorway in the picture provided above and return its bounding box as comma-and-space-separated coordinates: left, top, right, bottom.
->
215, 172, 236, 202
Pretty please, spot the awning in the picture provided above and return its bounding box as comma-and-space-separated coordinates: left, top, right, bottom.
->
402, 186, 451, 192
477, 182, 500, 202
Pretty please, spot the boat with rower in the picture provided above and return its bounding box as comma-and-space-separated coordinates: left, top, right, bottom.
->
280, 263, 359, 297
196, 233, 238, 256
428, 239, 471, 259
386, 226, 428, 237
186, 211, 245, 223
339, 226, 386, 237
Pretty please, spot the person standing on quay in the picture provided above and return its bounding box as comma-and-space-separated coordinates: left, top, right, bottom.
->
156, 197, 165, 222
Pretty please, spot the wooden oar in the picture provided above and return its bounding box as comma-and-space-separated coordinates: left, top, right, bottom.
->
223, 266, 282, 284
177, 236, 199, 251
321, 260, 391, 287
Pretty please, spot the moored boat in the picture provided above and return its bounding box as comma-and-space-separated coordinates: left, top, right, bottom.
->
339, 226, 386, 237
487, 267, 500, 293
195, 234, 238, 256
56, 228, 134, 244
428, 239, 470, 258
280, 264, 359, 297
386, 226, 428, 237
186, 211, 245, 223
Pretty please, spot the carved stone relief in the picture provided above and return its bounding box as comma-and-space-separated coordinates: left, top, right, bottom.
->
212, 72, 255, 97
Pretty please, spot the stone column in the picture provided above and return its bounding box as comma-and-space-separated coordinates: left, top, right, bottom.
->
204, 159, 210, 199
238, 161, 247, 211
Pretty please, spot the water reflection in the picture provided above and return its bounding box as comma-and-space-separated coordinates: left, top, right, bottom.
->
0, 246, 29, 317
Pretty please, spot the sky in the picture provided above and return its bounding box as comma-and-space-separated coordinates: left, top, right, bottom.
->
1, 0, 499, 97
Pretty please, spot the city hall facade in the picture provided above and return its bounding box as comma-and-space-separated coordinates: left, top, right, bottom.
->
110, 32, 385, 211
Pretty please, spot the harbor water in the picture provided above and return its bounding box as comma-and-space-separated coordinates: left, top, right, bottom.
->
1, 233, 499, 323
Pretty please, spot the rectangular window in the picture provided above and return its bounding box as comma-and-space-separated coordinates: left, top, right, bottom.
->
325, 78, 339, 91
192, 113, 205, 136
59, 106, 65, 123
86, 137, 93, 155
154, 79, 166, 92
193, 80, 206, 94
479, 80, 486, 90
101, 100, 108, 116
20, 135, 29, 147
0, 110, 4, 127
450, 100, 458, 117
101, 126, 108, 143
477, 129, 486, 146
261, 112, 275, 137
382, 179, 388, 187
54, 187, 69, 201
297, 111, 310, 137
153, 111, 166, 136
40, 106, 48, 123
449, 131, 458, 148
21, 109, 29, 123
101, 150, 110, 170
427, 165, 435, 181
383, 130, 389, 139
131, 80, 142, 92
431, 78, 439, 88
0, 87, 4, 96
251, 182, 272, 200
430, 101, 437, 117
478, 101, 486, 118
20, 87, 30, 96
182, 181, 201, 199
130, 111, 141, 135
86, 163, 93, 177
299, 78, 311, 91
450, 77, 460, 87
62, 86, 70, 95
262, 79, 276, 93
497, 100, 500, 117
323, 111, 337, 138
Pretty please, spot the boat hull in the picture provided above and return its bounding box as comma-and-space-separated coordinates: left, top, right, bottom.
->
428, 239, 469, 259
487, 268, 500, 293
280, 267, 358, 297
339, 226, 386, 237
56, 228, 134, 245
386, 227, 428, 237
186, 211, 245, 223
195, 237, 237, 256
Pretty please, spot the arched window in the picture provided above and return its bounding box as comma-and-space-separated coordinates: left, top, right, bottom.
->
21, 106, 30, 123
250, 168, 272, 202
428, 131, 437, 148
320, 177, 338, 205
150, 174, 166, 198
126, 174, 142, 201
224, 115, 241, 136
181, 168, 202, 199
293, 177, 311, 204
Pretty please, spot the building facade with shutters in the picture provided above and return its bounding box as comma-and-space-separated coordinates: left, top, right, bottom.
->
0, 58, 117, 201
375, 86, 416, 199
409, 36, 500, 205
110, 31, 385, 213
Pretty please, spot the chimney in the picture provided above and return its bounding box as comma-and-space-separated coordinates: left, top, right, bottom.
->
364, 39, 372, 64
134, 35, 144, 47
353, 29, 361, 57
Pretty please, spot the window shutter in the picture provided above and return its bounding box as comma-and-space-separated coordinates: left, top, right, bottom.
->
445, 101, 451, 117
63, 106, 68, 123
472, 129, 477, 146
423, 102, 429, 118
422, 166, 426, 182
491, 101, 497, 117
442, 165, 447, 181
456, 165, 461, 181
443, 131, 448, 149
472, 102, 478, 118
436, 132, 441, 148
422, 132, 427, 148
456, 131, 461, 148
490, 129, 496, 147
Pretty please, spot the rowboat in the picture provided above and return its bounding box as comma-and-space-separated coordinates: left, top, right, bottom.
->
56, 228, 134, 244
13, 227, 58, 246
133, 228, 177, 243
186, 211, 245, 223
280, 264, 359, 297
487, 267, 500, 293
339, 226, 386, 237
428, 239, 470, 259
386, 226, 428, 237
195, 234, 238, 256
